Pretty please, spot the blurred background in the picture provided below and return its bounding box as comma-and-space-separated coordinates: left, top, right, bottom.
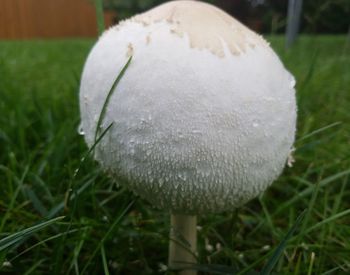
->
0, 0, 349, 39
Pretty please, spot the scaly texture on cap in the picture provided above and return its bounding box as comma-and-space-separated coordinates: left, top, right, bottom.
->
79, 0, 297, 214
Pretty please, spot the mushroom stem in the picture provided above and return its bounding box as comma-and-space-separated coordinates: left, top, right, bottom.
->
169, 214, 197, 275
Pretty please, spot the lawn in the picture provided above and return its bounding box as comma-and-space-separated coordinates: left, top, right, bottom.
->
0, 36, 349, 274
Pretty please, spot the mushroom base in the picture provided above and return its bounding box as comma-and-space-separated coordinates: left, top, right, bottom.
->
169, 214, 197, 274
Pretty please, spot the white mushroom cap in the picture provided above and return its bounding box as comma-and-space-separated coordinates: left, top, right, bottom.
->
79, 0, 297, 214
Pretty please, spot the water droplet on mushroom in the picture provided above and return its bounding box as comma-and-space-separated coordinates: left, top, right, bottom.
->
289, 74, 296, 88
178, 172, 187, 181
140, 117, 146, 124
77, 124, 85, 135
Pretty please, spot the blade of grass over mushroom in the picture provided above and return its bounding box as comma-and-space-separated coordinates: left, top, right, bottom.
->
260, 209, 306, 275
57, 122, 113, 219
73, 122, 113, 179
94, 56, 132, 143
48, 122, 114, 271
0, 216, 65, 252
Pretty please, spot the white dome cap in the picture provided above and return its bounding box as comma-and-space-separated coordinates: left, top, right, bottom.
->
79, 0, 297, 214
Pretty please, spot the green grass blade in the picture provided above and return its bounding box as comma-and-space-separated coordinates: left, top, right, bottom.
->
46, 174, 98, 219
101, 243, 110, 275
298, 49, 319, 92
22, 184, 48, 217
327, 176, 348, 236
81, 200, 134, 274
274, 169, 350, 215
0, 165, 29, 232
236, 251, 272, 275
299, 180, 321, 241
94, 56, 132, 143
293, 252, 302, 275
259, 196, 276, 237
260, 209, 307, 275
94, 0, 105, 36
320, 266, 344, 275
0, 216, 65, 252
57, 121, 112, 222
307, 252, 316, 275
67, 227, 90, 274
297, 122, 342, 142
303, 208, 350, 235
23, 259, 46, 275
9, 228, 82, 262
171, 263, 244, 274
74, 122, 113, 179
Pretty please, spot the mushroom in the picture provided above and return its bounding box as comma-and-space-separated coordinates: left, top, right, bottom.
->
79, 0, 297, 273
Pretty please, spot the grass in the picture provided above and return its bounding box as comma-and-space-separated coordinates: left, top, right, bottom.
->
0, 35, 349, 274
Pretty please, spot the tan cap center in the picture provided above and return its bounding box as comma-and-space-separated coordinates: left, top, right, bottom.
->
132, 0, 269, 57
